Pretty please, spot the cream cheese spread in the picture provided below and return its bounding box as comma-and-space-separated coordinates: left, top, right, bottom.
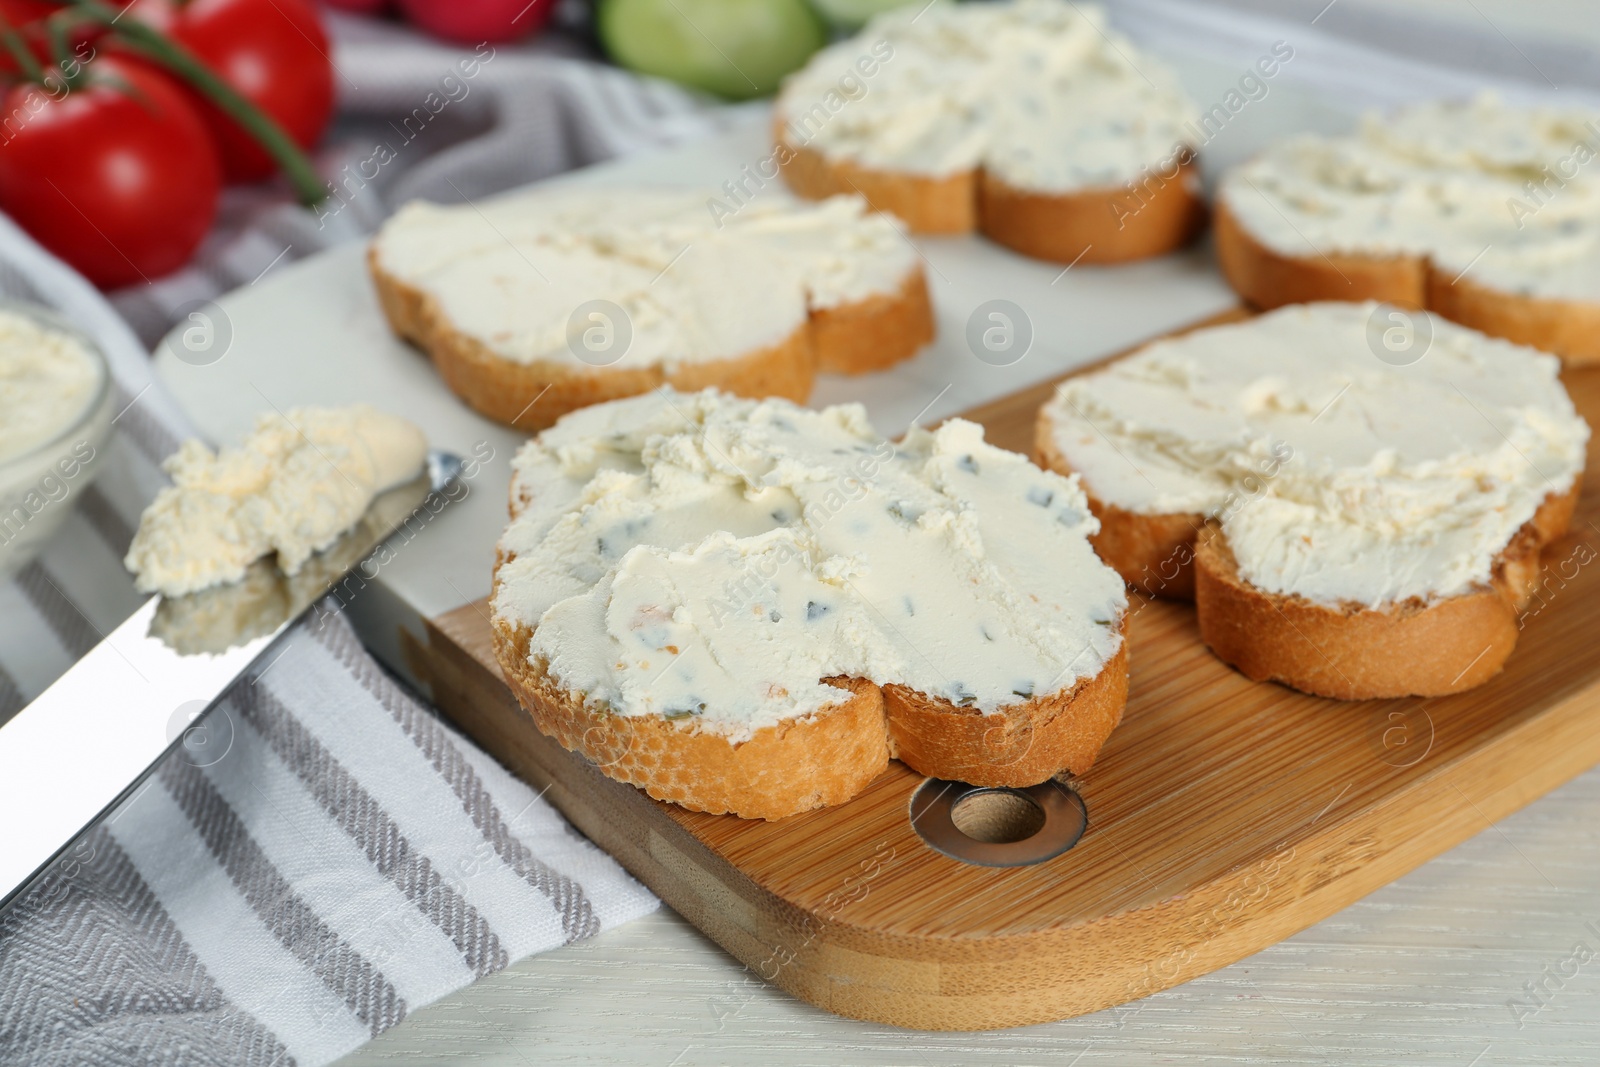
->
1042, 302, 1589, 609
0, 308, 102, 464
776, 0, 1197, 192
493, 389, 1126, 741
371, 187, 917, 370
126, 405, 428, 597
1221, 94, 1600, 302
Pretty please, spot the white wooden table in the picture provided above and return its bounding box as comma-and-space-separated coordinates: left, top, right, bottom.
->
317, 1, 1600, 1060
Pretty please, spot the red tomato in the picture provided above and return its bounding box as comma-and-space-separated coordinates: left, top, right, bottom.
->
0, 56, 221, 288
321, 0, 388, 13
166, 0, 335, 182
396, 0, 553, 45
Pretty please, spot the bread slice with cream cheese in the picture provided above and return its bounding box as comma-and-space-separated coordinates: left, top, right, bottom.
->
1036, 303, 1589, 699
773, 0, 1206, 263
369, 187, 934, 431
1217, 95, 1600, 365
491, 388, 1129, 819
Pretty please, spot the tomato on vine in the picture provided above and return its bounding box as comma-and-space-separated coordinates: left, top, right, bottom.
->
164, 0, 335, 182
0, 53, 221, 287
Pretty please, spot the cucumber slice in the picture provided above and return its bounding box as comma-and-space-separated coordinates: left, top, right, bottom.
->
598, 0, 829, 100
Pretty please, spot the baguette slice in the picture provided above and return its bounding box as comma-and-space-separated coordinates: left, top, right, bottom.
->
1041, 403, 1583, 615
1214, 199, 1426, 311
978, 163, 1206, 266
493, 616, 891, 821
1216, 192, 1600, 366
883, 622, 1129, 789
777, 129, 1204, 263
1192, 512, 1559, 700
490, 390, 1131, 820
810, 266, 937, 374
775, 127, 976, 235
369, 192, 936, 431
370, 246, 815, 432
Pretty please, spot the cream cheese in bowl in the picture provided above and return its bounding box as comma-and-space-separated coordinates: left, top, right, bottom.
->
0, 303, 114, 578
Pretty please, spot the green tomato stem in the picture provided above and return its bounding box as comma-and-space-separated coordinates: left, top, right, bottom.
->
69, 0, 328, 206
0, 12, 48, 84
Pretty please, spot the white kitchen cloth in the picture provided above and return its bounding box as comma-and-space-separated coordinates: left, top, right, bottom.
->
0, 150, 657, 1067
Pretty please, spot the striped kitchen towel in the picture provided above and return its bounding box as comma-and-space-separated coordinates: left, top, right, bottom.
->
0, 180, 657, 1064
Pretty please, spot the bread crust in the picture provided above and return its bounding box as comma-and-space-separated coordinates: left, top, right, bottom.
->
1216, 196, 1600, 366
1192, 478, 1581, 699
776, 126, 976, 234
1194, 528, 1521, 699
1426, 268, 1600, 367
491, 550, 1130, 818
369, 247, 816, 432
1034, 420, 1202, 599
811, 267, 937, 375
776, 124, 1204, 264
371, 242, 933, 428
978, 162, 1207, 265
884, 623, 1129, 787
1040, 368, 1584, 698
493, 616, 891, 820
1214, 197, 1426, 309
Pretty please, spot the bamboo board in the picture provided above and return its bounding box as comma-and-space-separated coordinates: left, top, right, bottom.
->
400, 312, 1600, 1031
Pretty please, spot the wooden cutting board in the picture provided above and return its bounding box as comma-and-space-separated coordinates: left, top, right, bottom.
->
399, 311, 1600, 1032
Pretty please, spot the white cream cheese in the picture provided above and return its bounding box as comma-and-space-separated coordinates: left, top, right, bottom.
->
494, 389, 1126, 741
125, 405, 428, 597
0, 308, 102, 464
0, 306, 114, 579
371, 186, 917, 370
1042, 303, 1590, 609
776, 0, 1197, 192
1221, 94, 1600, 302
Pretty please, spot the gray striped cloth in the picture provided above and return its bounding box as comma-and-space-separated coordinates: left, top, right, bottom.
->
0, 18, 690, 1058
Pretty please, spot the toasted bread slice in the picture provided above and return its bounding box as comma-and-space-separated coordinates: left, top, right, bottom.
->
369, 190, 936, 430
492, 391, 1132, 819
978, 163, 1206, 266
1216, 199, 1600, 366
811, 266, 937, 375
883, 623, 1129, 788
1213, 198, 1426, 310
776, 127, 977, 235
1191, 456, 1581, 702
369, 247, 815, 431
493, 616, 891, 820
1041, 396, 1582, 614
1193, 523, 1542, 700
778, 128, 1204, 263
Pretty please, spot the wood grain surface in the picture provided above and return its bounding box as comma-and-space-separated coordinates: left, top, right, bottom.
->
400, 313, 1600, 1031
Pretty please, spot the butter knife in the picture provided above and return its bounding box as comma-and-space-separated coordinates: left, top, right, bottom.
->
0, 450, 462, 911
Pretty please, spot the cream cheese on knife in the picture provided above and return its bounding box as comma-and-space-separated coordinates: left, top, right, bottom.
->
125, 405, 428, 597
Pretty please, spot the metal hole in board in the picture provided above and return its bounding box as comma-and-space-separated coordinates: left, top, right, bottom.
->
909, 777, 1087, 867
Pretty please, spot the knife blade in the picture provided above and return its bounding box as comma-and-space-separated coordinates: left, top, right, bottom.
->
0, 450, 463, 911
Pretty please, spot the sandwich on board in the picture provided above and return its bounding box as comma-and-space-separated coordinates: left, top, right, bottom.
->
1037, 302, 1589, 699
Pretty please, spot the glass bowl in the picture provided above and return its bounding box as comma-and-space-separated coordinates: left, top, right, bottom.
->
0, 299, 116, 579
